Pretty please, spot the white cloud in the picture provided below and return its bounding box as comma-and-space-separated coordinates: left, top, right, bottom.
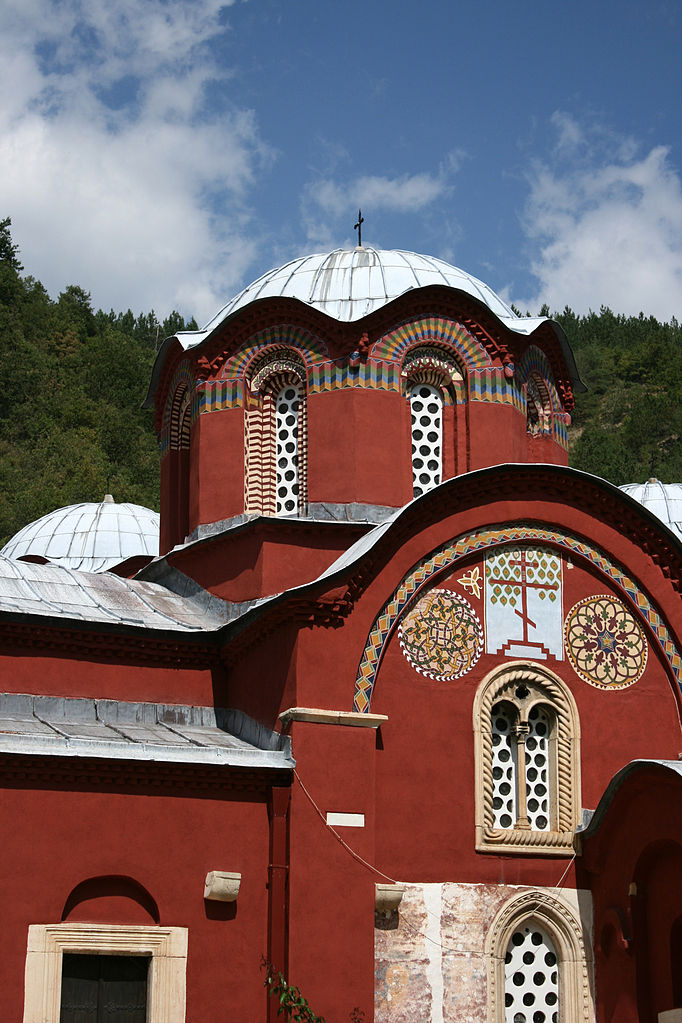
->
519, 117, 682, 320
0, 0, 267, 322
301, 153, 463, 250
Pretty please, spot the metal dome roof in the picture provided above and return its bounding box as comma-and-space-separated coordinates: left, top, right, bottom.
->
175, 247, 552, 346
620, 479, 682, 541
1, 496, 160, 573
144, 245, 585, 409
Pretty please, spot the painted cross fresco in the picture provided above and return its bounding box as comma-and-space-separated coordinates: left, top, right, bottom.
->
485, 546, 563, 660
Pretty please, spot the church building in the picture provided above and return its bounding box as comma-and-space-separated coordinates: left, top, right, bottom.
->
1, 246, 681, 1023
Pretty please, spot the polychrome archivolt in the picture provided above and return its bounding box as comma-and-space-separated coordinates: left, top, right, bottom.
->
399, 589, 483, 681
565, 595, 647, 690
371, 317, 492, 369
353, 525, 681, 713
160, 361, 196, 456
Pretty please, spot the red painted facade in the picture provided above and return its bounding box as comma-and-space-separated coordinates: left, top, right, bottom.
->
2, 254, 681, 1022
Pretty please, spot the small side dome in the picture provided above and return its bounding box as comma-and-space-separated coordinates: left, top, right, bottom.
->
1, 496, 160, 573
620, 479, 682, 541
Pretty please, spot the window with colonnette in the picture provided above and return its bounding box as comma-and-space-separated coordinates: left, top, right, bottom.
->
473, 662, 581, 856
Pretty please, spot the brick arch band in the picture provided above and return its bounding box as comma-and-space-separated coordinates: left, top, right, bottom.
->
352, 524, 682, 713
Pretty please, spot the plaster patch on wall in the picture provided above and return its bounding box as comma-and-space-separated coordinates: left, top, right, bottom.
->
374, 882, 593, 1023
424, 885, 444, 1023
375, 887, 432, 1023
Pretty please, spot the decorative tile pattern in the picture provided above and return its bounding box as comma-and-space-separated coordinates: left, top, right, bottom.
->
372, 317, 492, 369
353, 525, 681, 712
469, 368, 521, 408
219, 325, 329, 377
485, 547, 563, 661
308, 360, 404, 397
398, 588, 483, 681
565, 594, 647, 689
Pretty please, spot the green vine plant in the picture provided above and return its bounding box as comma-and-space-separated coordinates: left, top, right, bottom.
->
261, 958, 366, 1023
262, 959, 327, 1023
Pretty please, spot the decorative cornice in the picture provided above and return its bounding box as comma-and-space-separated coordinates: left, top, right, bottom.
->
0, 619, 220, 666
0, 752, 290, 792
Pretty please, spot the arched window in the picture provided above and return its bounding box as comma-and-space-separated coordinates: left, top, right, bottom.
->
486, 890, 593, 1023
409, 382, 443, 497
402, 346, 465, 498
274, 380, 302, 515
474, 663, 580, 855
504, 922, 559, 1022
244, 350, 308, 516
169, 383, 191, 544
525, 374, 552, 436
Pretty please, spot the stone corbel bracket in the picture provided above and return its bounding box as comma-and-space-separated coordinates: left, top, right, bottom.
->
375, 883, 405, 914
204, 871, 241, 902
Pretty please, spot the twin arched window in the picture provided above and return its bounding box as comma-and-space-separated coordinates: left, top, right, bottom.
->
474, 663, 581, 855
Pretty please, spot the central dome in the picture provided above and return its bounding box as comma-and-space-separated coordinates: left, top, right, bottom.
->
204, 247, 519, 327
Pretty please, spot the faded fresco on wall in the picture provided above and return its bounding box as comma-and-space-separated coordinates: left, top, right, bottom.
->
374, 882, 592, 1023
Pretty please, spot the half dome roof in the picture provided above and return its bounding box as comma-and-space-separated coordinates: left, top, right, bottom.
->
620, 479, 682, 541
1, 496, 160, 573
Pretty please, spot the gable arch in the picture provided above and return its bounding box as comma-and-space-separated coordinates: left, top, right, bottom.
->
353, 524, 682, 714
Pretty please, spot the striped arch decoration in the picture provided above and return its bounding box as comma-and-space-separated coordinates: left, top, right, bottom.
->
401, 346, 466, 405
195, 326, 328, 415
220, 325, 329, 378
160, 361, 195, 456
372, 317, 493, 370
352, 524, 682, 713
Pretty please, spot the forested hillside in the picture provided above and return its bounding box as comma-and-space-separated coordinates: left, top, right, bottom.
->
0, 218, 679, 546
0, 218, 196, 544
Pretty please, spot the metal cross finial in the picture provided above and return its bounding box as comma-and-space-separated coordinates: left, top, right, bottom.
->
354, 209, 364, 246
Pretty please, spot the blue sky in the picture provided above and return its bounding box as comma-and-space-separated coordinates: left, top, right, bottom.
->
1, 0, 680, 323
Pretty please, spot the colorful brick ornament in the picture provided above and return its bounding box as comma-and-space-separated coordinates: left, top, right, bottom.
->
398, 588, 483, 681
565, 594, 647, 690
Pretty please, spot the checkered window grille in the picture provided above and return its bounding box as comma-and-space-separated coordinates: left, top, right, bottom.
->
504, 923, 559, 1023
410, 383, 442, 497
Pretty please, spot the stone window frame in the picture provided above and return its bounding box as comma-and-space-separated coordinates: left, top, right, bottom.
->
244, 348, 308, 516
23, 922, 188, 1023
473, 661, 581, 856
485, 889, 594, 1023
